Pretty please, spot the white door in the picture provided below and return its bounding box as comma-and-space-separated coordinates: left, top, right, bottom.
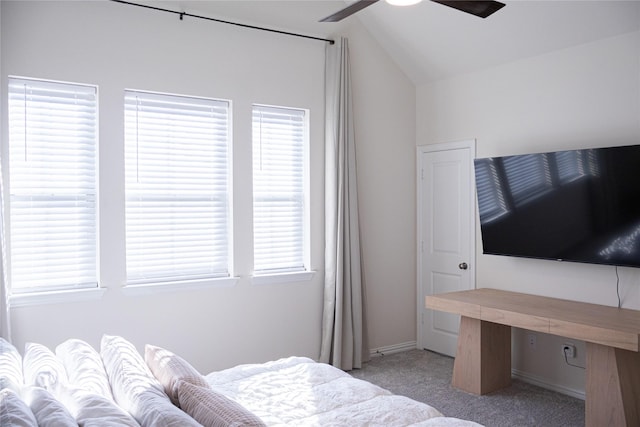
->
417, 140, 475, 357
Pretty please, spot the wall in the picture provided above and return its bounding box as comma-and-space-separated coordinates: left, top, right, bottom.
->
344, 23, 417, 353
0, 0, 6, 340
1, 1, 418, 370
1, 0, 327, 373
417, 30, 640, 397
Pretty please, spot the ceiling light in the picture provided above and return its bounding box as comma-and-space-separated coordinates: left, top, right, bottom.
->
386, 0, 423, 6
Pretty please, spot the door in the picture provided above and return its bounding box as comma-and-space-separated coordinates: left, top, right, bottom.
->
417, 140, 475, 357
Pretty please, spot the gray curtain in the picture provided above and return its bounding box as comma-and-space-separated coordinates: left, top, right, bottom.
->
0, 159, 9, 341
320, 37, 369, 371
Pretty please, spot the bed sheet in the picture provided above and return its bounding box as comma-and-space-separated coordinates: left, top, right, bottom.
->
205, 356, 482, 427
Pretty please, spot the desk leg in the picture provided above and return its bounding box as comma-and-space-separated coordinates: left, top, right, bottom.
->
586, 342, 640, 427
452, 316, 511, 395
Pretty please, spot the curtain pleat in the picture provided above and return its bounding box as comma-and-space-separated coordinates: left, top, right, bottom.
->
0, 157, 10, 340
320, 37, 369, 371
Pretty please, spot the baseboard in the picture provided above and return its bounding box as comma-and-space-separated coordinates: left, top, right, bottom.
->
369, 341, 417, 358
511, 368, 585, 401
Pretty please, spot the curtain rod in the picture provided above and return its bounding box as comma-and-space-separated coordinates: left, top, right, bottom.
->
110, 0, 335, 45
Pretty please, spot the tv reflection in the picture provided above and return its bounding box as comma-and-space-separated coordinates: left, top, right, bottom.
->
599, 222, 640, 262
475, 145, 640, 267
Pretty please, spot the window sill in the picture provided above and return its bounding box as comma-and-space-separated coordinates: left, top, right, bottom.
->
10, 287, 107, 308
122, 276, 239, 296
252, 270, 315, 286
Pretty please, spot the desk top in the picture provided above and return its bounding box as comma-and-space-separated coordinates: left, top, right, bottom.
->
426, 288, 640, 351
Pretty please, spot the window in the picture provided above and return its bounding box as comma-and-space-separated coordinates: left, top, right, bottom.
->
124, 90, 231, 285
7, 77, 98, 293
555, 150, 586, 184
252, 105, 308, 274
474, 158, 508, 224
503, 154, 552, 206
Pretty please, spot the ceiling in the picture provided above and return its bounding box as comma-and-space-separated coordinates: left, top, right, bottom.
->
135, 1, 640, 85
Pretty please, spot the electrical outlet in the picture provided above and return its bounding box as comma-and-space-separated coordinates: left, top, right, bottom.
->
562, 343, 576, 359
527, 333, 536, 350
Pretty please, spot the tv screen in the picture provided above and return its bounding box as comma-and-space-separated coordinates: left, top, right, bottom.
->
474, 144, 640, 268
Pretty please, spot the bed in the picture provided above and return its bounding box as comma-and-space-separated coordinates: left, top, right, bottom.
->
0, 335, 482, 427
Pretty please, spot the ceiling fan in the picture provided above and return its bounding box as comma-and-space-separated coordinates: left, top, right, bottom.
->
320, 0, 506, 22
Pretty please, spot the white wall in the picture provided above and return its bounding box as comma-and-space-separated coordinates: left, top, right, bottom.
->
344, 23, 417, 353
1, 0, 417, 369
417, 30, 640, 396
0, 0, 6, 340
1, 0, 327, 373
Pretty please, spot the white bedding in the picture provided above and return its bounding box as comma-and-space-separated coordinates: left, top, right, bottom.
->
1, 336, 482, 427
205, 356, 483, 427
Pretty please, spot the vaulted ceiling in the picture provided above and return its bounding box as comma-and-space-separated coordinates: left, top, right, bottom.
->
135, 1, 640, 85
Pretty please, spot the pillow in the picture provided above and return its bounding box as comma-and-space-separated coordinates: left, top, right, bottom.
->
0, 337, 23, 392
100, 334, 164, 405
177, 380, 266, 427
56, 384, 140, 427
130, 391, 202, 427
56, 338, 113, 399
21, 386, 76, 427
145, 344, 209, 406
100, 335, 200, 427
0, 388, 38, 427
22, 342, 68, 391
83, 419, 141, 427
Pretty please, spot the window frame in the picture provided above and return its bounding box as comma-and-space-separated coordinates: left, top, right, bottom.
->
6, 76, 100, 298
251, 104, 312, 281
123, 89, 234, 289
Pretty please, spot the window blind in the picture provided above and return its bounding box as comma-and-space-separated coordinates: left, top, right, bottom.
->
474, 158, 508, 224
7, 78, 97, 292
555, 150, 585, 183
252, 105, 307, 274
503, 154, 552, 206
124, 91, 230, 285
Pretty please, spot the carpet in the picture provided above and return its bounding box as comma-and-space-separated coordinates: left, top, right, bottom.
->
348, 349, 585, 427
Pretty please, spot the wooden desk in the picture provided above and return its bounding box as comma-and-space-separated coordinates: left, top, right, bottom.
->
426, 288, 640, 427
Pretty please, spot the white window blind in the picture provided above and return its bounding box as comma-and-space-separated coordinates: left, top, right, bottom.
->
503, 154, 552, 206
474, 158, 508, 224
252, 105, 307, 274
555, 150, 585, 183
124, 91, 230, 285
7, 78, 97, 293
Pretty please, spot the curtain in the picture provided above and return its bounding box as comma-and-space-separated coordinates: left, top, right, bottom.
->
320, 37, 369, 371
0, 158, 10, 341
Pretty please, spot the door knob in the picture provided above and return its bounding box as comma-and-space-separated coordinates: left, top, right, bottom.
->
458, 262, 468, 270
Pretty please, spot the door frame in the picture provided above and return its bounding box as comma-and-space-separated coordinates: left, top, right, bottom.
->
416, 140, 477, 351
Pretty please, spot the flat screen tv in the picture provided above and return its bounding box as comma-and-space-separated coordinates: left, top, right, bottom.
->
474, 144, 640, 268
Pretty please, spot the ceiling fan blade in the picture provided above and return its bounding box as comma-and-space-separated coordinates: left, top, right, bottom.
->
431, 0, 505, 18
320, 0, 380, 22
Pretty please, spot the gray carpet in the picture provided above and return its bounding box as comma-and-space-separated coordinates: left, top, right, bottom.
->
349, 349, 584, 427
